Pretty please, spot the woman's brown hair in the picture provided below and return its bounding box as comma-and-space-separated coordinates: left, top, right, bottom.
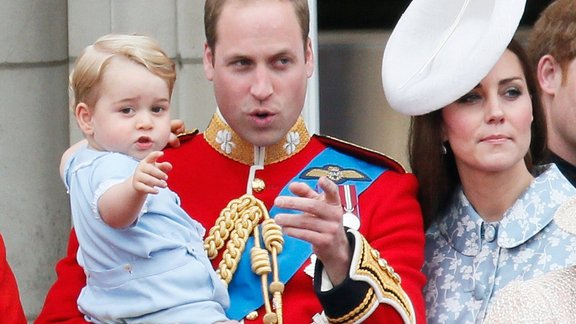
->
409, 39, 547, 229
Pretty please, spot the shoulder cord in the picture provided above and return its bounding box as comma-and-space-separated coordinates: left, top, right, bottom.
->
204, 194, 284, 324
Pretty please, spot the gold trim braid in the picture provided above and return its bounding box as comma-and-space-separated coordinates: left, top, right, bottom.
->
204, 194, 285, 324
204, 113, 310, 165
327, 229, 415, 324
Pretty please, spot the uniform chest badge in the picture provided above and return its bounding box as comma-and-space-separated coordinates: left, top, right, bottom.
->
300, 165, 370, 184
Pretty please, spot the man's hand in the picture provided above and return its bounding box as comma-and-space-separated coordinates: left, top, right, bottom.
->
274, 176, 351, 285
167, 119, 186, 148
133, 151, 173, 194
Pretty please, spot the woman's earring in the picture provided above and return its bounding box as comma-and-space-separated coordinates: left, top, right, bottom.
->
441, 142, 448, 155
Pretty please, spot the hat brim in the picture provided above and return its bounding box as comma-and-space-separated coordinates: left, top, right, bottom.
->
382, 0, 526, 116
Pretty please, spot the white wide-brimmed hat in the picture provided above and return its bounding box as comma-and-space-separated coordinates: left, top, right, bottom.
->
382, 0, 526, 116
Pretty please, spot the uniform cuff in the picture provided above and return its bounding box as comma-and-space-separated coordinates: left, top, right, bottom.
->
313, 229, 415, 324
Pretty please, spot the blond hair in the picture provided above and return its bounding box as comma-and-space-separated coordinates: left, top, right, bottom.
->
69, 33, 176, 111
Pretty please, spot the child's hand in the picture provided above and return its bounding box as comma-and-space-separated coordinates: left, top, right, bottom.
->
132, 151, 173, 194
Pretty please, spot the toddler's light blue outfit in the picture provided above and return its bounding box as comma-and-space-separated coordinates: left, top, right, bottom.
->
423, 164, 576, 324
63, 145, 229, 323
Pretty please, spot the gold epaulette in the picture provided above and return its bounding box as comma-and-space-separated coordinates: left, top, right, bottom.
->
327, 229, 415, 324
314, 134, 407, 174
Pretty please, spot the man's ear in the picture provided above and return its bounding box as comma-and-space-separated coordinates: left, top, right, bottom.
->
203, 42, 215, 81
75, 103, 94, 136
305, 37, 314, 78
537, 54, 562, 96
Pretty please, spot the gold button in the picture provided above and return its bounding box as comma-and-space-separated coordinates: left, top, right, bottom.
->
246, 311, 258, 320
252, 178, 266, 192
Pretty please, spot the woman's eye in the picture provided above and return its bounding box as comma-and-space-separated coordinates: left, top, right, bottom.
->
456, 93, 481, 104
504, 87, 521, 98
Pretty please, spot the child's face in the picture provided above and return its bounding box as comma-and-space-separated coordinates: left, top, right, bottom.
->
85, 57, 172, 160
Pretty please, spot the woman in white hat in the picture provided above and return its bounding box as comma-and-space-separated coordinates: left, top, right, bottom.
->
410, 38, 576, 324
382, 0, 576, 323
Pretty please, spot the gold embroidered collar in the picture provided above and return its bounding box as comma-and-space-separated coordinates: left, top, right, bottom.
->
204, 113, 310, 165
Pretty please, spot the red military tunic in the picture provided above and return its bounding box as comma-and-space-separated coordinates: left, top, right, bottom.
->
0, 234, 26, 323
37, 115, 425, 323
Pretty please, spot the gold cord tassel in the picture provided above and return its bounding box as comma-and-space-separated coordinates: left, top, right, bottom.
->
204, 194, 285, 323
262, 219, 284, 323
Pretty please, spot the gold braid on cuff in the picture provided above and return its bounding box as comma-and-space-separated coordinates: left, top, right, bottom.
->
204, 194, 285, 324
327, 230, 415, 324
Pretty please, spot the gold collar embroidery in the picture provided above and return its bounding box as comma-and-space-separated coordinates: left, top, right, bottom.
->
204, 113, 310, 165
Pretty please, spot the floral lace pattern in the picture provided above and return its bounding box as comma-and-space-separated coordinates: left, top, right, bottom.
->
423, 164, 576, 324
484, 266, 576, 323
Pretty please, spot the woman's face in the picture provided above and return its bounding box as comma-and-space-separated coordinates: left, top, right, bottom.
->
442, 49, 533, 176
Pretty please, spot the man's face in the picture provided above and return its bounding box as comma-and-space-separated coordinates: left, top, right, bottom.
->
203, 0, 314, 147
547, 58, 576, 161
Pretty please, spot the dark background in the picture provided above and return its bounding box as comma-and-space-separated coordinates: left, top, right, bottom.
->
318, 0, 554, 30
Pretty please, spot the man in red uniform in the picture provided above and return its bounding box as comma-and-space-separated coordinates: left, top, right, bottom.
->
1, 234, 26, 323
37, 0, 426, 323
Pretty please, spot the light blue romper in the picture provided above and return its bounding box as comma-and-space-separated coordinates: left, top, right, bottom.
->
423, 164, 576, 324
64, 146, 229, 323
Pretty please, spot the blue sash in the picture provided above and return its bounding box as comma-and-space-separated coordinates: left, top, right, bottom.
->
226, 147, 387, 319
